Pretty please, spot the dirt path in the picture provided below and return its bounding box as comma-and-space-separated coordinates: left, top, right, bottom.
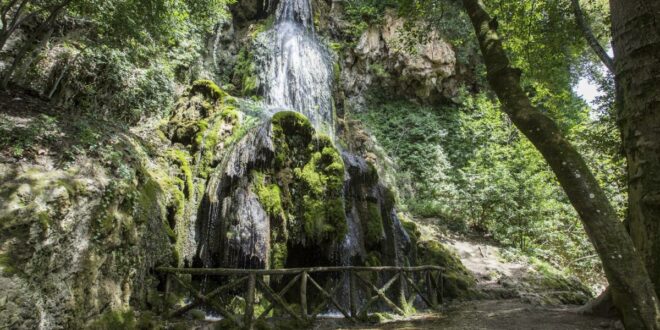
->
313, 299, 618, 330
441, 234, 530, 296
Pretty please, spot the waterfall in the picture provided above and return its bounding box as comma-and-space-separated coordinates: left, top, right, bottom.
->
258, 0, 335, 135
198, 0, 412, 275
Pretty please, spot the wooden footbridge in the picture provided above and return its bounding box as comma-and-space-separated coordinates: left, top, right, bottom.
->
157, 265, 445, 329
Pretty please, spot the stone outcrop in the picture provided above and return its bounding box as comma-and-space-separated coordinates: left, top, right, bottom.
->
341, 11, 461, 110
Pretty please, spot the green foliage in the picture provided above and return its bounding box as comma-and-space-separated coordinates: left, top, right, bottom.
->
357, 100, 462, 219
359, 91, 615, 286
271, 242, 288, 269
344, 0, 398, 37
57, 47, 175, 124
233, 48, 260, 96
72, 0, 233, 58
0, 114, 58, 158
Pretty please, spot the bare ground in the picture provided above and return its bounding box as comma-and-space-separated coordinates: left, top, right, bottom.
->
313, 299, 618, 330
313, 219, 620, 330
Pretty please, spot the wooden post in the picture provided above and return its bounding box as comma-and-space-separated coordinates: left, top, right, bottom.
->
300, 271, 308, 320
164, 273, 171, 316
349, 270, 357, 317
245, 273, 256, 330
398, 271, 407, 314
438, 272, 444, 304
427, 271, 438, 307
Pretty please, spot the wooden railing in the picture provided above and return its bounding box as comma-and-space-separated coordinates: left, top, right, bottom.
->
156, 265, 444, 329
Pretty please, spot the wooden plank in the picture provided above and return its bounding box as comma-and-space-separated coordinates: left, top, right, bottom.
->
355, 272, 405, 316
170, 276, 248, 317
307, 274, 353, 321
398, 271, 407, 313
300, 271, 308, 320
308, 277, 342, 319
404, 272, 435, 309
427, 271, 438, 307
257, 278, 303, 322
245, 274, 256, 330
405, 271, 421, 306
349, 271, 358, 317
164, 273, 171, 315
257, 273, 302, 320
356, 272, 400, 316
169, 274, 243, 327
156, 265, 445, 276
435, 271, 444, 304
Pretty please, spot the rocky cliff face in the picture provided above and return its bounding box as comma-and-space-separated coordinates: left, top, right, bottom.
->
342, 10, 461, 110
0, 95, 175, 328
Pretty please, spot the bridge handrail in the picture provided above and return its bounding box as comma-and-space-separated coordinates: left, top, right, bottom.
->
156, 265, 446, 329
156, 265, 445, 276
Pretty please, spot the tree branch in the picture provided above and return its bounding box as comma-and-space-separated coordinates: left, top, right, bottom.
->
570, 0, 614, 72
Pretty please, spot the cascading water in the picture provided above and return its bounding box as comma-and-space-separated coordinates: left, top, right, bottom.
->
258, 0, 335, 135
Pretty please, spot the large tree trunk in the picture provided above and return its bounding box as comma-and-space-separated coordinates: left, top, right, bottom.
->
462, 0, 660, 328
611, 0, 660, 298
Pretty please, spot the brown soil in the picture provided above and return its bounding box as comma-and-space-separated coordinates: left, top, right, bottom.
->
313, 300, 619, 330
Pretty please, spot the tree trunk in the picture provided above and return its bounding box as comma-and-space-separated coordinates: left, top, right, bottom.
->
0, 0, 31, 52
462, 0, 660, 328
0, 1, 68, 89
570, 0, 614, 72
611, 0, 660, 300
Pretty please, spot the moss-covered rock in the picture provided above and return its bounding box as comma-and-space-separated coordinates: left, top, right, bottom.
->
191, 79, 228, 102
400, 220, 476, 300
233, 48, 260, 96
267, 112, 347, 246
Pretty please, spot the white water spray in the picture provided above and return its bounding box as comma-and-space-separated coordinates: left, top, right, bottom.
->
259, 0, 335, 135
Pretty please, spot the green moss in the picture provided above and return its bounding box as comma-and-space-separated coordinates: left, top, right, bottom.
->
272, 111, 314, 143
367, 312, 394, 324
417, 240, 476, 299
365, 251, 382, 267
168, 150, 193, 198
189, 309, 207, 320
368, 63, 390, 79
249, 16, 275, 38
168, 119, 200, 145
191, 79, 226, 102
333, 61, 341, 82
269, 112, 348, 245
233, 49, 260, 96
198, 108, 241, 178
0, 253, 17, 276
222, 107, 240, 122
295, 147, 346, 242
364, 202, 384, 246
194, 120, 209, 151
400, 217, 420, 244
134, 177, 161, 224
272, 242, 288, 269
88, 310, 137, 330
253, 171, 285, 218
37, 211, 50, 232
